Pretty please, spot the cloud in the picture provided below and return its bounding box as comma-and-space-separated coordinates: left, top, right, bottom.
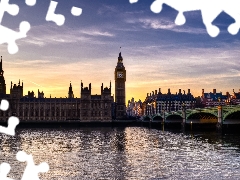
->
139, 18, 176, 29
97, 5, 118, 15
19, 24, 115, 47
5, 59, 52, 66
126, 17, 207, 35
80, 30, 114, 37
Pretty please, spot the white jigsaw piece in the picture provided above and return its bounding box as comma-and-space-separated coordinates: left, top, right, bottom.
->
0, 116, 19, 136
0, 99, 9, 111
71, 6, 82, 17
46, 0, 65, 26
46, 0, 82, 25
0, 0, 34, 54
16, 151, 49, 180
131, 0, 240, 37
0, 100, 19, 136
0, 162, 15, 180
129, 0, 138, 3
25, 0, 37, 6
0, 21, 30, 54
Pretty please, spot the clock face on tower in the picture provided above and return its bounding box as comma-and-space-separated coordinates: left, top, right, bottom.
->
117, 72, 123, 78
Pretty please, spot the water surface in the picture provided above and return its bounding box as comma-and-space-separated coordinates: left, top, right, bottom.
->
0, 127, 240, 179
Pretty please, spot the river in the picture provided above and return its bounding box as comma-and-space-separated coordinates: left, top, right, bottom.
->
0, 127, 240, 179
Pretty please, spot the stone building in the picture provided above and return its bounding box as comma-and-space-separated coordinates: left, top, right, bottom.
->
126, 98, 142, 118
80, 81, 113, 121
231, 89, 240, 105
201, 89, 228, 107
142, 88, 196, 116
0, 56, 114, 122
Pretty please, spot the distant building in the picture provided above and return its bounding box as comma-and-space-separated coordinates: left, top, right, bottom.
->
231, 89, 240, 105
126, 98, 142, 118
142, 88, 196, 116
201, 89, 228, 107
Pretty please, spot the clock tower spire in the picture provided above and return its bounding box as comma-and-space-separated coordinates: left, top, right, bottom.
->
114, 51, 126, 120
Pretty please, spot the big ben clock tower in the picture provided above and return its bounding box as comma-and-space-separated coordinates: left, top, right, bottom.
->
115, 52, 126, 120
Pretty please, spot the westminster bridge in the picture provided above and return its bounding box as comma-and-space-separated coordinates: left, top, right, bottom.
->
142, 105, 240, 125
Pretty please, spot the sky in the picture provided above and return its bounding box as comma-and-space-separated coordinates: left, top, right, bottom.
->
1, 0, 240, 102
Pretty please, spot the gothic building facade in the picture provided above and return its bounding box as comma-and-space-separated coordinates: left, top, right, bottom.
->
0, 56, 115, 122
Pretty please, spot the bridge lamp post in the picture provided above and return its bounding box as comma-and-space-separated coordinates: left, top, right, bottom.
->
217, 97, 223, 130
163, 103, 166, 123
182, 103, 186, 126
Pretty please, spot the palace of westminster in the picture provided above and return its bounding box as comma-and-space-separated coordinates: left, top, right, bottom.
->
0, 53, 127, 122
0, 52, 238, 121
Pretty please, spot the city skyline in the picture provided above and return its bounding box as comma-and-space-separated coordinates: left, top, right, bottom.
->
1, 0, 240, 101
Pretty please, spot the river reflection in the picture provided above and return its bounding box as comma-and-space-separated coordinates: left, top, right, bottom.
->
1, 127, 240, 179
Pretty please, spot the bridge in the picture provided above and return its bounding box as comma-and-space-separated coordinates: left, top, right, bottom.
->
142, 105, 240, 125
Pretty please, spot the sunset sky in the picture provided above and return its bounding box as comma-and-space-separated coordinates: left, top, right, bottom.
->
1, 0, 240, 102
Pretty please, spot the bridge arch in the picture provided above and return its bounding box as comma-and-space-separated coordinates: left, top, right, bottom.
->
187, 112, 218, 123
166, 114, 183, 120
224, 110, 240, 120
143, 115, 151, 121
166, 114, 182, 122
152, 115, 163, 121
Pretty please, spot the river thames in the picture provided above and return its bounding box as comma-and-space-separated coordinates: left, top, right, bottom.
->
1, 126, 240, 179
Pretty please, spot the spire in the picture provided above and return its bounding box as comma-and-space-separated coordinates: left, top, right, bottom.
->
0, 56, 2, 71
18, 79, 20, 86
68, 81, 73, 98
118, 47, 123, 62
110, 80, 111, 89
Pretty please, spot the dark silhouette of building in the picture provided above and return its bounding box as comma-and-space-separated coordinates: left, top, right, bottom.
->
80, 81, 113, 121
0, 56, 6, 95
114, 52, 126, 120
68, 82, 74, 98
10, 80, 23, 99
0, 56, 114, 122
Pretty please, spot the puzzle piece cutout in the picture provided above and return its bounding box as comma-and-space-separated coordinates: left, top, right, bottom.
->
46, 1, 82, 25
0, 0, 83, 53
0, 0, 19, 22
0, 99, 19, 136
131, 0, 240, 37
25, 0, 37, 6
46, 0, 65, 26
0, 162, 15, 180
129, 0, 138, 4
0, 99, 9, 111
16, 151, 49, 180
0, 21, 30, 54
0, 0, 32, 54
0, 116, 19, 136
71, 6, 82, 16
